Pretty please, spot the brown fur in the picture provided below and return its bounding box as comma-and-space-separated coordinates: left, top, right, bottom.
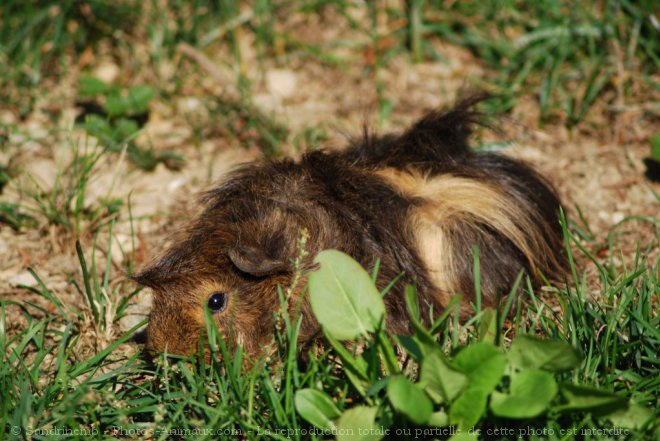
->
134, 96, 567, 357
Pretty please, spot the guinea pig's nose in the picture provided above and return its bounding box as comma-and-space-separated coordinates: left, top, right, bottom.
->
145, 310, 202, 357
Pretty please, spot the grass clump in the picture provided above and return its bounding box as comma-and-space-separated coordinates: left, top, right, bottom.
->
1, 219, 657, 440
16, 140, 122, 237
204, 96, 289, 158
410, 0, 659, 125
2, 1, 656, 128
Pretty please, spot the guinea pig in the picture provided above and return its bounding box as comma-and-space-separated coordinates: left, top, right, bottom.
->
134, 96, 567, 357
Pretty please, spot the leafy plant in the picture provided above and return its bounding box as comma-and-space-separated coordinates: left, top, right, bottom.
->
295, 250, 655, 439
77, 76, 183, 171
401, 0, 658, 126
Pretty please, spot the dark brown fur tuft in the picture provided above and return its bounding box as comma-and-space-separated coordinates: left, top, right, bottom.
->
135, 95, 567, 357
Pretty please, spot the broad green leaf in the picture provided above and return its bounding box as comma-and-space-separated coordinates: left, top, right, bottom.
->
508, 336, 581, 372
557, 384, 628, 412
295, 389, 341, 431
449, 387, 488, 430
82, 114, 114, 142
451, 342, 506, 393
490, 369, 558, 418
79, 75, 116, 96
114, 118, 140, 141
309, 250, 386, 340
104, 85, 154, 117
427, 410, 449, 427
449, 343, 505, 429
105, 94, 130, 117
126, 84, 155, 114
337, 406, 382, 441
386, 375, 432, 425
607, 402, 654, 430
419, 348, 467, 403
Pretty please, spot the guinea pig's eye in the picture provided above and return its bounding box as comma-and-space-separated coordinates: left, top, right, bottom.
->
207, 292, 228, 313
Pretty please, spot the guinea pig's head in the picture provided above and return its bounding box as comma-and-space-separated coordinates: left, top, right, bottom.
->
134, 219, 312, 358
133, 165, 330, 358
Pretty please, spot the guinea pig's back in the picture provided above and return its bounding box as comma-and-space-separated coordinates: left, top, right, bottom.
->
334, 96, 566, 313
372, 161, 565, 314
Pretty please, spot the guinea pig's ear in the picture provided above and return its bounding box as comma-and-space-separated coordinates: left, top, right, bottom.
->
132, 265, 163, 288
227, 245, 290, 277
132, 252, 181, 288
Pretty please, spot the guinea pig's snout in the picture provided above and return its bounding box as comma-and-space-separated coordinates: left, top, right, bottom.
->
145, 303, 203, 357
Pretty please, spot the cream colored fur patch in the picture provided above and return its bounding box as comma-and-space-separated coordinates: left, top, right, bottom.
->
376, 167, 549, 305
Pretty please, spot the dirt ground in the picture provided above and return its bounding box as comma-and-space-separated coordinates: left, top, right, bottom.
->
1, 16, 658, 350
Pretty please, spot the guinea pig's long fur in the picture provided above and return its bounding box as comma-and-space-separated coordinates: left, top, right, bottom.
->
135, 96, 567, 356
